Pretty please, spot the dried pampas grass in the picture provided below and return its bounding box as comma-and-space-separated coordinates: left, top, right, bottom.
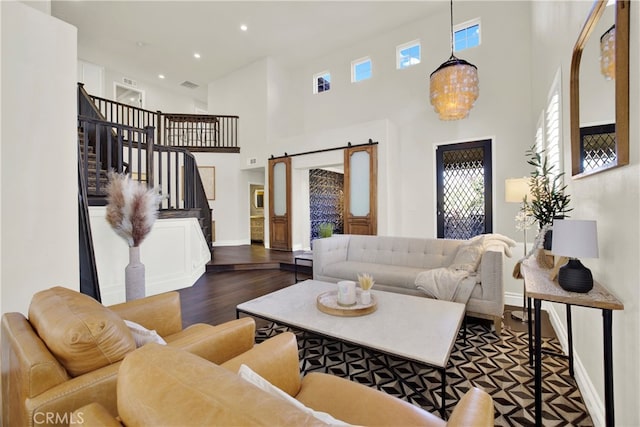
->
106, 172, 162, 247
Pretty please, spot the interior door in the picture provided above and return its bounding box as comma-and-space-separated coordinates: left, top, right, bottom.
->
268, 157, 292, 250
343, 144, 377, 235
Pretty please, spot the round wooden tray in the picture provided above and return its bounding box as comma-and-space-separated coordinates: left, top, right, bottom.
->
316, 290, 377, 317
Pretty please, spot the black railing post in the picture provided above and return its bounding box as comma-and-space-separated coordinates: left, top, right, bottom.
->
145, 126, 155, 188
156, 111, 163, 147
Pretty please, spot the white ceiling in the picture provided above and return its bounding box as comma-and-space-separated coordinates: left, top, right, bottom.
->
51, 1, 445, 102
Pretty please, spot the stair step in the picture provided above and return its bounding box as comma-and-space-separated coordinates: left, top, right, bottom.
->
158, 209, 201, 220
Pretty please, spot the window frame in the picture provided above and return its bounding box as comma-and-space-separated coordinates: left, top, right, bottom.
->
435, 139, 493, 239
396, 40, 421, 70
538, 69, 562, 181
351, 56, 372, 83
312, 71, 331, 94
453, 18, 481, 52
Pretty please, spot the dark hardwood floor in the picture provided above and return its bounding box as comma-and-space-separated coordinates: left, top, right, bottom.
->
178, 269, 302, 328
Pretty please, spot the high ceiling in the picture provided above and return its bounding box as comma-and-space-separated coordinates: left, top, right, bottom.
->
51, 1, 445, 101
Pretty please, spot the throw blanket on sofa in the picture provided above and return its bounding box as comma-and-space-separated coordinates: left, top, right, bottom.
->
415, 233, 516, 304
415, 269, 477, 304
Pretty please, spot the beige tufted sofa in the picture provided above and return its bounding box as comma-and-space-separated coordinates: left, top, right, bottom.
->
313, 235, 505, 331
1, 287, 256, 427
73, 331, 495, 426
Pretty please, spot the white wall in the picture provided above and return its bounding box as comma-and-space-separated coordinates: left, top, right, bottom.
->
75, 61, 207, 114
103, 67, 206, 113
530, 2, 639, 426
89, 208, 211, 306
193, 152, 255, 246
208, 59, 269, 170
210, 1, 532, 296
1, 1, 78, 314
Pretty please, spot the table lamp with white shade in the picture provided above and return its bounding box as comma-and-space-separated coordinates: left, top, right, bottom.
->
505, 177, 533, 322
505, 177, 533, 253
551, 219, 599, 293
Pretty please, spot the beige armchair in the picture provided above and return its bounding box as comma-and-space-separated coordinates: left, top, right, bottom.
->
1, 286, 256, 427
74, 332, 494, 426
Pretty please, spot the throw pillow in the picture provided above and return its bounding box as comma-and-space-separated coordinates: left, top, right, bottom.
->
28, 286, 136, 377
450, 242, 483, 272
238, 364, 351, 426
124, 319, 167, 347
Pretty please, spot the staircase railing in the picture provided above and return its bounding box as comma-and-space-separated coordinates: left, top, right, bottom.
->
78, 148, 101, 302
79, 83, 239, 152
78, 115, 212, 243
78, 116, 154, 196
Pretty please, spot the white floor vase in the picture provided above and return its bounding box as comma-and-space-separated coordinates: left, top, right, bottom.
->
125, 246, 145, 301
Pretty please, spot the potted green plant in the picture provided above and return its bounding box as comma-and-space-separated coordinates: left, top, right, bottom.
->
523, 145, 572, 249
318, 222, 334, 238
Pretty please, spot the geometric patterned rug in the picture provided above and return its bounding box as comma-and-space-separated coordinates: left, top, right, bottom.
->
256, 320, 592, 426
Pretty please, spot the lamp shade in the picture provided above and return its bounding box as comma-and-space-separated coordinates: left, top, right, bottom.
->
551, 219, 599, 259
505, 177, 532, 203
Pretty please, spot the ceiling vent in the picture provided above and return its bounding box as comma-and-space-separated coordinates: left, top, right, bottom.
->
180, 81, 199, 89
122, 77, 137, 87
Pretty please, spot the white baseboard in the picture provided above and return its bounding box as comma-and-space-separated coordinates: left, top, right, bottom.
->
213, 239, 251, 247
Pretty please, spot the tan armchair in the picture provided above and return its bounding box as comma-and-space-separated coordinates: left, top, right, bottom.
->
1, 287, 256, 427
74, 332, 494, 426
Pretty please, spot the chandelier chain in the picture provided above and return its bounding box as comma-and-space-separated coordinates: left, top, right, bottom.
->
449, 0, 454, 56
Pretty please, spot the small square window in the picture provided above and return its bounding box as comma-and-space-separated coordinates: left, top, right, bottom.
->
397, 40, 421, 69
453, 19, 481, 52
313, 71, 331, 94
351, 57, 372, 83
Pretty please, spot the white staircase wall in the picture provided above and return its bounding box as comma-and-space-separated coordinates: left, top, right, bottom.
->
89, 206, 211, 306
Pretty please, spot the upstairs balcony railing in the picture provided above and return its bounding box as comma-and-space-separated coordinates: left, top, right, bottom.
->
78, 83, 239, 153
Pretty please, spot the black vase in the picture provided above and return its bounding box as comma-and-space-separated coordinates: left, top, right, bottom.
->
558, 259, 593, 293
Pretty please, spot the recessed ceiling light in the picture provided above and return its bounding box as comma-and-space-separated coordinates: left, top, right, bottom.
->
240, 24, 248, 32
193, 52, 201, 59
158, 74, 165, 79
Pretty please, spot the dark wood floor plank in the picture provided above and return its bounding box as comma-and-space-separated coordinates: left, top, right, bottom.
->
178, 269, 295, 327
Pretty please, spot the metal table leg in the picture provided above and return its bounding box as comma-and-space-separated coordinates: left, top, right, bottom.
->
440, 367, 447, 418
528, 296, 534, 367
566, 304, 574, 377
603, 309, 615, 427
534, 299, 542, 427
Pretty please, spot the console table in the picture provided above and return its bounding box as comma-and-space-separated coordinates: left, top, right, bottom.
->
520, 258, 623, 427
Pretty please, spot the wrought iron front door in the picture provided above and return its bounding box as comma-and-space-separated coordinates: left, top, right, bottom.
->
436, 140, 492, 239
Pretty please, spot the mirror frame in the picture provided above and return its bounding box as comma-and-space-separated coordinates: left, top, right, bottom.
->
570, 0, 629, 178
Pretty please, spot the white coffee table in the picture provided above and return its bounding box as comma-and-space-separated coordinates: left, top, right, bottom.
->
236, 279, 465, 415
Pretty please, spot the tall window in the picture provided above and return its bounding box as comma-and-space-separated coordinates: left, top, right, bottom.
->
535, 69, 562, 180
351, 57, 372, 82
454, 18, 481, 52
396, 40, 421, 69
313, 71, 331, 94
436, 140, 493, 239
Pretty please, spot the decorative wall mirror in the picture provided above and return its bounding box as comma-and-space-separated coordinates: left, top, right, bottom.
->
570, 0, 629, 178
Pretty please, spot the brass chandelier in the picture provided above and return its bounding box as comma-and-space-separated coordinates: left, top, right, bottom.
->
429, 0, 479, 120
